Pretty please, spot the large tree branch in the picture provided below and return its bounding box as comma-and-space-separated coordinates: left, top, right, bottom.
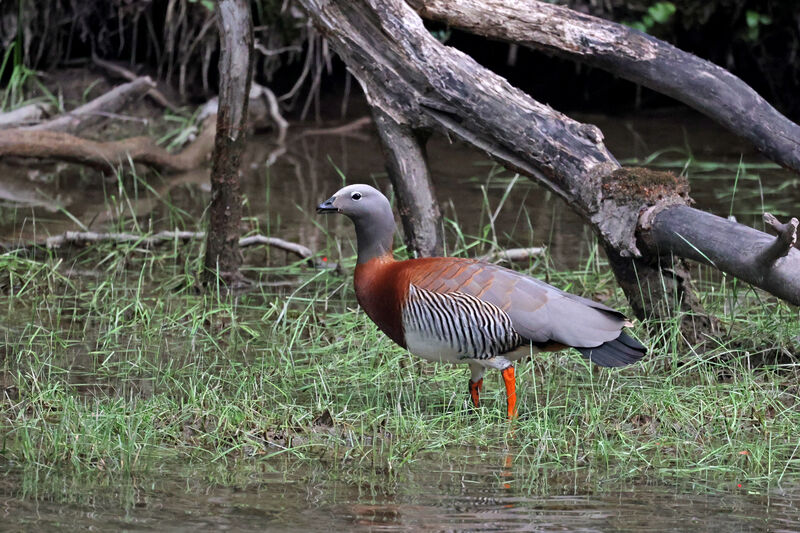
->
299, 0, 800, 317
641, 207, 800, 304
371, 107, 443, 257
410, 0, 800, 175
301, 0, 628, 250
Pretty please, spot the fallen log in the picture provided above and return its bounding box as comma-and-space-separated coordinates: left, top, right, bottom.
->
0, 116, 217, 173
410, 0, 800, 175
26, 77, 155, 134
298, 0, 800, 334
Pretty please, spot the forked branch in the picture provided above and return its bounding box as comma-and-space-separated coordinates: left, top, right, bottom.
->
299, 0, 800, 312
759, 213, 799, 268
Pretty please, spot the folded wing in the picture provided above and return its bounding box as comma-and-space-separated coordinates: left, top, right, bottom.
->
405, 258, 629, 349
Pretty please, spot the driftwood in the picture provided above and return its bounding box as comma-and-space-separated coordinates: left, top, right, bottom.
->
0, 116, 217, 173
480, 246, 545, 264
26, 77, 155, 134
298, 0, 800, 331
92, 55, 179, 112
410, 0, 800, 175
0, 103, 56, 128
203, 0, 254, 286
1, 231, 323, 267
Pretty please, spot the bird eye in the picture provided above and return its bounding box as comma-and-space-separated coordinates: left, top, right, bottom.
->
351, 192, 362, 201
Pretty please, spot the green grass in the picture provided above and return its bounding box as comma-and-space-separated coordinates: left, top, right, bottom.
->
0, 161, 798, 497
1, 225, 798, 489
0, 39, 60, 113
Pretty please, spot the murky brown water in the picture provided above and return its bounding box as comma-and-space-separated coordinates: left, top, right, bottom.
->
2, 450, 799, 531
1, 108, 797, 269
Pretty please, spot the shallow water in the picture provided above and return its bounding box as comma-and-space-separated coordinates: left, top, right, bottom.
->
3, 451, 799, 531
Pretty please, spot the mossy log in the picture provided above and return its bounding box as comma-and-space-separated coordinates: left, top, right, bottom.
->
298, 0, 800, 339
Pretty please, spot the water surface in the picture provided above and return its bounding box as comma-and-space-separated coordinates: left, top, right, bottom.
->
3, 451, 798, 531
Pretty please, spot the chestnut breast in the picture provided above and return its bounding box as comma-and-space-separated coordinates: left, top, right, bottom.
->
353, 256, 409, 348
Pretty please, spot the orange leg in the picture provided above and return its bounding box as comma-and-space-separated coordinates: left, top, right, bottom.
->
501, 366, 517, 419
469, 378, 483, 408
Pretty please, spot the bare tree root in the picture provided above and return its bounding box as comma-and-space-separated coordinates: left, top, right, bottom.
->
0, 116, 217, 173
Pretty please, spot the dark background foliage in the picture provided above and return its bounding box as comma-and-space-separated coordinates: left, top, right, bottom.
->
0, 0, 797, 118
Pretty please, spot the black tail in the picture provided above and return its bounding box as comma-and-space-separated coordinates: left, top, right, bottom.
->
576, 332, 646, 368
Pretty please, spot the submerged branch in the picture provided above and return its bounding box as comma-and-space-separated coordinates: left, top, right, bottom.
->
299, 116, 372, 137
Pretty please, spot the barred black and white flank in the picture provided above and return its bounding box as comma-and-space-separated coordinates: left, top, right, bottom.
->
401, 284, 523, 363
